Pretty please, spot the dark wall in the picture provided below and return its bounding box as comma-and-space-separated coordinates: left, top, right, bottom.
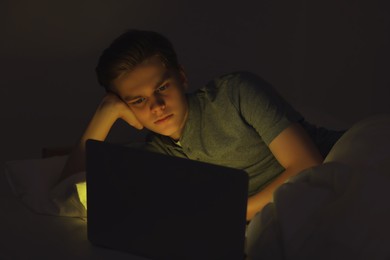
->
1, 0, 389, 164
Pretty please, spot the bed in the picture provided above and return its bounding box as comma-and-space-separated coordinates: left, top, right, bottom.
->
1, 114, 390, 260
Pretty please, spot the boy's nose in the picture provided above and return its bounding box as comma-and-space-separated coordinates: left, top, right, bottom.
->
150, 95, 166, 112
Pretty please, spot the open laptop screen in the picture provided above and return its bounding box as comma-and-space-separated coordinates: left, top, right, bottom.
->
86, 139, 248, 260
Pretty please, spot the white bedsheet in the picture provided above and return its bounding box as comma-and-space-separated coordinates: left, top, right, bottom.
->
4, 154, 87, 218
0, 165, 149, 260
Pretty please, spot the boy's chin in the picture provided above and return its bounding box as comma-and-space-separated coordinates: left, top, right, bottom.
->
158, 129, 181, 140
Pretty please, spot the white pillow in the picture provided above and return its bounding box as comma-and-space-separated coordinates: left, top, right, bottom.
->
324, 114, 390, 171
4, 155, 86, 218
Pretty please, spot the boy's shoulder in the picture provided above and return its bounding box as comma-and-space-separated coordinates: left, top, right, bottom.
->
206, 70, 269, 90
211, 70, 260, 84
192, 70, 270, 100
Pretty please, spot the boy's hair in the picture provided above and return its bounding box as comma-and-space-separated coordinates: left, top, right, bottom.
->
96, 29, 180, 90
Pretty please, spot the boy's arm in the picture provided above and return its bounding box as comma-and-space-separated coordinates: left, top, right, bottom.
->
59, 93, 143, 182
246, 122, 323, 221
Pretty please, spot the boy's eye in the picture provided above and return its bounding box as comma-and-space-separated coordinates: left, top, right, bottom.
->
156, 84, 169, 93
130, 97, 146, 105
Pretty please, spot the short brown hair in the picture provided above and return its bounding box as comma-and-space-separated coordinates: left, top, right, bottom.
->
96, 29, 180, 90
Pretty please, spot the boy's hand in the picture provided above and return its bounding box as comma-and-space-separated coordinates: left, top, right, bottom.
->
99, 92, 144, 130
59, 92, 143, 182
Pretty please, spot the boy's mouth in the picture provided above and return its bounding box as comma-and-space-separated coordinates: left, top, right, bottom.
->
154, 114, 173, 125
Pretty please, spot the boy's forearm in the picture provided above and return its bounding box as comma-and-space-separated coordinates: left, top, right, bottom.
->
59, 143, 86, 182
59, 107, 118, 182
246, 166, 313, 221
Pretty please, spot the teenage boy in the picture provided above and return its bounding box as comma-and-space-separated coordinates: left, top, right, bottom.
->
61, 29, 344, 221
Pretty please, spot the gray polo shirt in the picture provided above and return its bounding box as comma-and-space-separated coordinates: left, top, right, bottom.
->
143, 71, 310, 195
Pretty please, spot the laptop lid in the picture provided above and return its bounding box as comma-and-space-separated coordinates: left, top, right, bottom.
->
86, 139, 248, 260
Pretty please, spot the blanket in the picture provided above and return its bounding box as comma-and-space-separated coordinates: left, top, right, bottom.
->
246, 114, 390, 259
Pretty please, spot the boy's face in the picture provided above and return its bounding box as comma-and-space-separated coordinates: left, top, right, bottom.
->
111, 56, 188, 141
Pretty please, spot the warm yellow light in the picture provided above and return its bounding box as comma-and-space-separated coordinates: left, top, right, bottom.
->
76, 182, 87, 210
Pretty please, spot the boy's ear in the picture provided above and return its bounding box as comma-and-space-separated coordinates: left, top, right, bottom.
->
178, 65, 189, 90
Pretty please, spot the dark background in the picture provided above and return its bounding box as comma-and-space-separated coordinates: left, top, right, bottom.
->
1, 0, 390, 166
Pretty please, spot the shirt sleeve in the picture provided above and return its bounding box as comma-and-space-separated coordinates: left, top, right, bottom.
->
223, 71, 303, 145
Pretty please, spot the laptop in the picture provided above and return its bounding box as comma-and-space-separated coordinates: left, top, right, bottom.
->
85, 139, 249, 260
